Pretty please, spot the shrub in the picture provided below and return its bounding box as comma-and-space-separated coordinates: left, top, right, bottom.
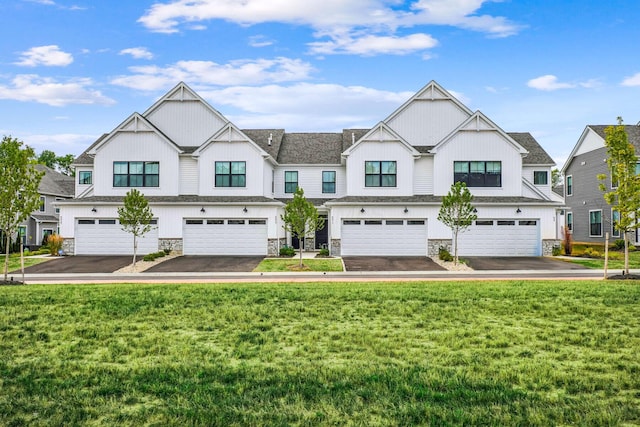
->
318, 248, 330, 257
552, 245, 562, 256
163, 248, 171, 255
279, 245, 295, 257
439, 246, 453, 262
142, 251, 166, 262
583, 247, 601, 258
46, 234, 64, 256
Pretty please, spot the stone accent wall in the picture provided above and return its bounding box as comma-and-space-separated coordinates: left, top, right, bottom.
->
61, 238, 74, 255
267, 238, 285, 257
304, 237, 315, 251
428, 239, 452, 257
542, 239, 560, 256
330, 239, 341, 257
159, 238, 183, 254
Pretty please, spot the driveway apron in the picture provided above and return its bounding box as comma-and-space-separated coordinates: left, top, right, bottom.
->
146, 256, 265, 273
343, 256, 446, 272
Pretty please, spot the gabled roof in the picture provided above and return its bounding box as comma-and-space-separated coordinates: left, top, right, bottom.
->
142, 81, 229, 124
342, 122, 420, 157
74, 133, 108, 166
242, 129, 284, 159
34, 164, 74, 197
508, 133, 554, 165
192, 123, 269, 159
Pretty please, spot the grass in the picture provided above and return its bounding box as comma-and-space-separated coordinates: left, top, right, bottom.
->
563, 242, 640, 269
4, 255, 52, 273
254, 257, 343, 272
1, 281, 639, 426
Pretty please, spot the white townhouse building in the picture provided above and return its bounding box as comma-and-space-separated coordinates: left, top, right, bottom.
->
57, 81, 563, 257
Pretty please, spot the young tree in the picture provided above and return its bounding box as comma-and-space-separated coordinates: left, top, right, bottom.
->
597, 117, 640, 275
281, 187, 325, 267
118, 189, 154, 272
0, 136, 44, 281
437, 182, 477, 265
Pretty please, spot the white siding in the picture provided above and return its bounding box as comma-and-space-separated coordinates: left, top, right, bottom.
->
196, 141, 266, 196
433, 131, 523, 197
413, 157, 434, 195
179, 157, 198, 195
93, 132, 180, 196
75, 167, 94, 197
274, 165, 346, 199
575, 128, 605, 156
345, 141, 415, 196
523, 166, 552, 198
146, 100, 226, 147
386, 99, 470, 146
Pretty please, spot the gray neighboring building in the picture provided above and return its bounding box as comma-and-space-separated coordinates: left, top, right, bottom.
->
18, 164, 74, 249
562, 124, 640, 243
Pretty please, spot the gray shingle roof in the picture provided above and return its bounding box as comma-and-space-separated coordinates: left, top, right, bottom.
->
342, 129, 370, 152
74, 133, 108, 166
35, 164, 74, 197
276, 133, 344, 164
508, 132, 555, 165
30, 214, 59, 222
588, 125, 640, 151
242, 129, 284, 159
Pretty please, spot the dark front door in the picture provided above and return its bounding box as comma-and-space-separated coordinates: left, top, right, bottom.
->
292, 234, 301, 250
315, 215, 328, 249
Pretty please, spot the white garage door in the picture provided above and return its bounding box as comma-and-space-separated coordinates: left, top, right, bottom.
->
341, 219, 427, 256
457, 219, 540, 256
183, 218, 267, 255
75, 218, 159, 255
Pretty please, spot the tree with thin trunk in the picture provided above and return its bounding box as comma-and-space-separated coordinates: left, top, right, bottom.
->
438, 182, 477, 265
0, 136, 44, 282
597, 117, 640, 276
118, 189, 154, 272
281, 187, 325, 267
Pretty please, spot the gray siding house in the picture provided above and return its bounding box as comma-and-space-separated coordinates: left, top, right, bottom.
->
562, 124, 640, 243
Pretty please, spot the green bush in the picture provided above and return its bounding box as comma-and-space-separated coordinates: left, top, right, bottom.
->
583, 247, 601, 258
552, 245, 562, 256
163, 248, 171, 255
613, 239, 626, 250
439, 246, 453, 262
318, 248, 330, 256
279, 245, 295, 257
143, 251, 166, 262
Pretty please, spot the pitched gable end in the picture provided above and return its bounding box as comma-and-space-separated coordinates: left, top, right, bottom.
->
342, 122, 419, 157
193, 123, 269, 158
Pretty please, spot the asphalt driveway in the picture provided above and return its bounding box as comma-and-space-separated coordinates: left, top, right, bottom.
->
146, 256, 265, 273
464, 256, 588, 270
16, 256, 133, 274
343, 256, 446, 272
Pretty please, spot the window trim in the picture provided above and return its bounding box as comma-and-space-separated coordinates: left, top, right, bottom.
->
612, 209, 621, 238
78, 171, 92, 185
589, 209, 602, 237
215, 161, 246, 188
365, 161, 397, 187
566, 212, 573, 233
113, 161, 159, 188
322, 170, 336, 194
284, 171, 298, 193
39, 196, 46, 212
453, 161, 502, 187
533, 170, 548, 186
566, 175, 573, 196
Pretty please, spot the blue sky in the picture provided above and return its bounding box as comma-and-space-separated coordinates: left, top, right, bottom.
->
2, 0, 639, 167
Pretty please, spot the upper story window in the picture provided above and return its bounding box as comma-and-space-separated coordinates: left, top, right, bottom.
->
566, 175, 573, 196
534, 171, 548, 185
285, 171, 298, 193
215, 161, 246, 187
454, 161, 501, 187
39, 195, 46, 212
365, 161, 396, 187
322, 171, 336, 193
113, 161, 159, 187
78, 171, 92, 185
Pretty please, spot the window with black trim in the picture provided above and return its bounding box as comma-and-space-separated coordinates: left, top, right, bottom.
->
365, 161, 396, 187
284, 171, 298, 193
612, 209, 620, 237
566, 175, 573, 196
215, 161, 246, 187
566, 212, 573, 232
454, 161, 501, 187
322, 171, 336, 193
79, 171, 92, 185
533, 171, 548, 185
114, 161, 159, 187
589, 210, 602, 237
39, 196, 45, 212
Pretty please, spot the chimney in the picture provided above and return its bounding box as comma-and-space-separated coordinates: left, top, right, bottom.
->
268, 133, 273, 146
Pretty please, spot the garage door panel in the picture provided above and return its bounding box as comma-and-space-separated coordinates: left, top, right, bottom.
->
341, 219, 427, 256
183, 218, 267, 255
457, 219, 540, 256
75, 219, 158, 255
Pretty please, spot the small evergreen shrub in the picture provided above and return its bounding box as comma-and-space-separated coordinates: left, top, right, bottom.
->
552, 245, 562, 256
142, 251, 167, 261
613, 239, 625, 250
279, 245, 295, 257
583, 247, 601, 258
318, 248, 330, 257
163, 248, 171, 255
439, 246, 453, 262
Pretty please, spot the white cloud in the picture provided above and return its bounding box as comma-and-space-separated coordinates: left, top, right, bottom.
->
15, 45, 73, 67
309, 33, 437, 55
621, 72, 640, 87
23, 133, 100, 156
110, 57, 315, 91
119, 47, 154, 60
248, 35, 274, 48
527, 75, 575, 91
138, 0, 520, 56
0, 75, 116, 106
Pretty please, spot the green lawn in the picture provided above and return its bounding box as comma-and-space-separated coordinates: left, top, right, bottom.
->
254, 257, 343, 272
4, 255, 52, 273
1, 281, 639, 425
563, 247, 640, 269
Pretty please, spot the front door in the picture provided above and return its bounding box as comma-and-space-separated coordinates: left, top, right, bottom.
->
315, 215, 328, 249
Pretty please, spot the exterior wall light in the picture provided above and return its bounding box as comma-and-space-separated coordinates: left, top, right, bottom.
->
243, 206, 248, 213
200, 207, 205, 213
360, 208, 365, 213
404, 207, 409, 213
516, 208, 522, 214
91, 207, 97, 213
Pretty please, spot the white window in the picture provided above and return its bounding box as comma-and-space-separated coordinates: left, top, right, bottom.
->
39, 196, 46, 212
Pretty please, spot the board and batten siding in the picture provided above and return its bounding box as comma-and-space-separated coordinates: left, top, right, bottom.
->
522, 166, 553, 198
345, 141, 415, 196
75, 167, 94, 197
93, 132, 180, 196
413, 156, 434, 195
386, 99, 470, 146
196, 141, 267, 196
274, 166, 346, 199
433, 131, 523, 197
179, 157, 198, 195
145, 100, 227, 148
